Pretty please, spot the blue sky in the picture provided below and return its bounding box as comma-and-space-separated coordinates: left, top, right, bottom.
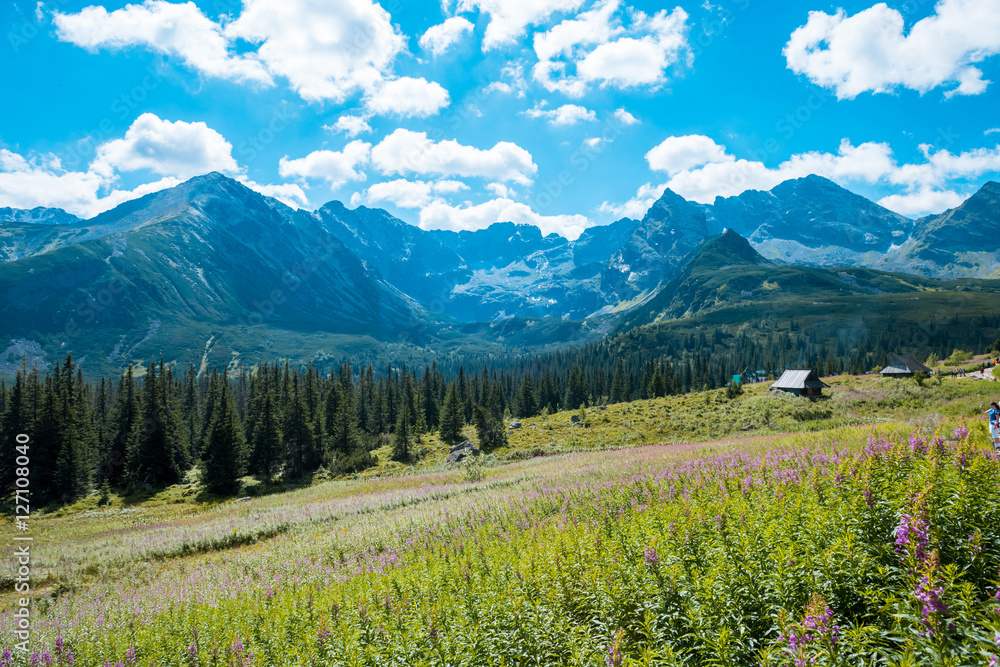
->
2, 0, 999, 238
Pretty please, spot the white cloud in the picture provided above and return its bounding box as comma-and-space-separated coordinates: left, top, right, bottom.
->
360, 178, 469, 208
278, 141, 372, 188
363, 77, 451, 117
0, 115, 306, 217
522, 103, 597, 125
785, 0, 1000, 99
877, 188, 966, 216
532, 4, 690, 96
227, 0, 405, 102
57, 0, 408, 103
53, 0, 272, 85
456, 0, 587, 49
326, 115, 373, 138
986, 128, 1000, 135
613, 107, 639, 125
645, 135, 732, 175
370, 129, 537, 184
419, 16, 475, 56
483, 61, 530, 97
602, 135, 1000, 218
419, 197, 591, 238
239, 179, 310, 209
486, 182, 515, 198
92, 113, 240, 180
0, 148, 182, 219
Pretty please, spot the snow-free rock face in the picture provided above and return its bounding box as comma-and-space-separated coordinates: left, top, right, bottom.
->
711, 175, 914, 261
0, 206, 81, 225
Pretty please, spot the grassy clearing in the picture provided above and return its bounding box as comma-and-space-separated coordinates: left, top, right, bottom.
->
1, 377, 999, 665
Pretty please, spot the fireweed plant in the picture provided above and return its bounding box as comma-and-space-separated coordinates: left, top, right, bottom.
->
2, 420, 999, 666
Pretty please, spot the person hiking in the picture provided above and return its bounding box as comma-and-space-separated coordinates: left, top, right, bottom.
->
988, 402, 1000, 449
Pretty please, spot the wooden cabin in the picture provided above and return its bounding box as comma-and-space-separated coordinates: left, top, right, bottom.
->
770, 369, 829, 397
880, 355, 933, 378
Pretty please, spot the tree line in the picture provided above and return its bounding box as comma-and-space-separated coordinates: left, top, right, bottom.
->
1, 311, 994, 506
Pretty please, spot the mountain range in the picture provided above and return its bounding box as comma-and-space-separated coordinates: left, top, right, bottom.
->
0, 172, 997, 377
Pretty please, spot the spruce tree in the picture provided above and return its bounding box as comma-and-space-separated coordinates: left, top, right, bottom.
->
391, 403, 411, 462
473, 403, 507, 452
283, 379, 317, 478
513, 374, 536, 418
251, 390, 282, 482
439, 383, 464, 445
201, 382, 247, 494
610, 358, 628, 404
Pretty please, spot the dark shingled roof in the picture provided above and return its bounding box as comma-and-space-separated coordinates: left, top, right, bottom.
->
771, 369, 830, 390
880, 355, 933, 375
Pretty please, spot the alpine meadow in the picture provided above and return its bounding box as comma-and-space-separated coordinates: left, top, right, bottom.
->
3, 0, 1000, 665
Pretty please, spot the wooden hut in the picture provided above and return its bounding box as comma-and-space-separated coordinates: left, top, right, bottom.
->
770, 369, 829, 397
880, 355, 933, 378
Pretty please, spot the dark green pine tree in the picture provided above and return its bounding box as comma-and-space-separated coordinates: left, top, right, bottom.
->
105, 366, 139, 485
251, 390, 283, 482
421, 367, 439, 431
54, 360, 97, 503
0, 368, 32, 497
327, 382, 361, 461
473, 402, 508, 452
283, 378, 317, 478
439, 383, 464, 445
125, 363, 183, 488
391, 403, 411, 462
610, 358, 629, 404
201, 381, 247, 494
513, 374, 536, 418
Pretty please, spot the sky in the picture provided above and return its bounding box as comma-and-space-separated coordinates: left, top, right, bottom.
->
1, 0, 999, 239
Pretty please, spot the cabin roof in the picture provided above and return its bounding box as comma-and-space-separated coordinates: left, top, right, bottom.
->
771, 369, 829, 390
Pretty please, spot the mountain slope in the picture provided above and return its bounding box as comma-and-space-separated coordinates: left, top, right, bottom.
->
711, 175, 913, 266
0, 174, 429, 376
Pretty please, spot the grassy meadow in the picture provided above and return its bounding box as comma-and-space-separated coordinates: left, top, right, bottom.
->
2, 373, 1000, 666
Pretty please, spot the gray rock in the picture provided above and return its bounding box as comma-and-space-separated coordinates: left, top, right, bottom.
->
450, 439, 474, 453
509, 420, 522, 429
570, 415, 582, 423
447, 443, 480, 463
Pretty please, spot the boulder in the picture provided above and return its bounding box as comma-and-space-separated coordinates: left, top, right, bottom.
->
447, 445, 480, 463
450, 439, 474, 453
509, 420, 522, 429
570, 415, 582, 423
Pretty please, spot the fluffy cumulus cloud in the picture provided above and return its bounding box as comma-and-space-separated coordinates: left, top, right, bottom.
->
363, 77, 451, 117
278, 141, 372, 188
91, 113, 240, 180
613, 107, 639, 125
419, 197, 591, 238
785, 0, 1000, 99
326, 115, 373, 138
532, 1, 690, 96
0, 113, 306, 216
456, 0, 587, 49
370, 129, 538, 184
55, 0, 415, 105
419, 16, 475, 56
356, 178, 469, 208
601, 135, 1000, 218
53, 0, 272, 85
645, 135, 732, 175
522, 103, 597, 125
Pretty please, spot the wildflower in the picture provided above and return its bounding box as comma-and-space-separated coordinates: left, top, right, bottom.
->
644, 546, 659, 567
606, 628, 624, 667
125, 647, 136, 666
1, 650, 12, 667
894, 511, 929, 563
955, 425, 969, 440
